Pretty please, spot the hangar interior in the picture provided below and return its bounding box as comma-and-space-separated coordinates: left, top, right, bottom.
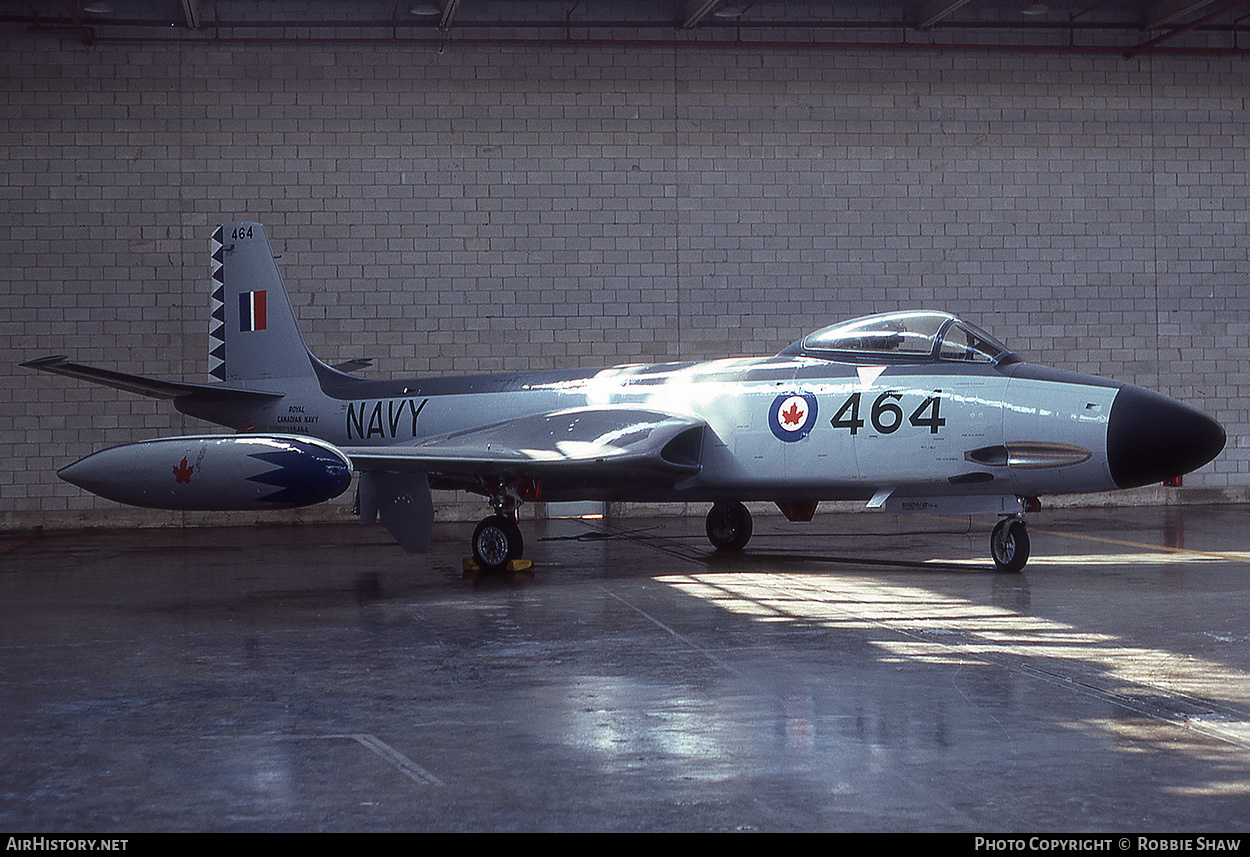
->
2, 0, 1248, 530
2, 0, 1250, 833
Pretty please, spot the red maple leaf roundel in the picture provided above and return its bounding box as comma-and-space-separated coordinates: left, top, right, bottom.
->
780, 401, 805, 426
770, 393, 818, 442
172, 456, 194, 484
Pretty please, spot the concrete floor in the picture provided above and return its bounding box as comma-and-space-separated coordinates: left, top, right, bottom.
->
2, 504, 1250, 832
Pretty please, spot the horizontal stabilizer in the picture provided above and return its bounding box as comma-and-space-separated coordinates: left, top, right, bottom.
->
22, 356, 282, 402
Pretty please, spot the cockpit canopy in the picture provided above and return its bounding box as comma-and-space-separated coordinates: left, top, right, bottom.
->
782, 311, 1018, 365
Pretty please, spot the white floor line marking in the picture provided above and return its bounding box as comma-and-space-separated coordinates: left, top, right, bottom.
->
340, 733, 445, 787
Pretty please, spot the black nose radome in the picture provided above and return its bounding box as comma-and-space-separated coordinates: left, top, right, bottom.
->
1107, 385, 1225, 489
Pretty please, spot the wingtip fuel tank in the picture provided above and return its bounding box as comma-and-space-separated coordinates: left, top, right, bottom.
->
57, 435, 352, 511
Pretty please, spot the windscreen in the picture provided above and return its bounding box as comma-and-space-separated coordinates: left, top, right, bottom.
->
937, 321, 1010, 363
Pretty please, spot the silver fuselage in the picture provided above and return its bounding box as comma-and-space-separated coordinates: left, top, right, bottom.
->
188, 352, 1122, 505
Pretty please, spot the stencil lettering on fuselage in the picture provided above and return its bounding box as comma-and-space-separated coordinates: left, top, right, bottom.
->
273, 404, 321, 435
346, 398, 427, 440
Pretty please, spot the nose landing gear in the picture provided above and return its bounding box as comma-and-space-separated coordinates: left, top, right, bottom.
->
990, 515, 1030, 573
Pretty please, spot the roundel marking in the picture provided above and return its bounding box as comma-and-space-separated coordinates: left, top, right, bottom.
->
769, 392, 819, 442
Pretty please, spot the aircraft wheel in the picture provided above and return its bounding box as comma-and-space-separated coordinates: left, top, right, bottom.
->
706, 501, 753, 551
473, 515, 524, 570
990, 518, 1030, 573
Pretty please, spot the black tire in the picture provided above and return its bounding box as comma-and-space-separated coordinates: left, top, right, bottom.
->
473, 516, 524, 570
990, 518, 1030, 573
706, 501, 753, 551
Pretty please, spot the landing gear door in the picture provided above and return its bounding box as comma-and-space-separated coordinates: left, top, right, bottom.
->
358, 470, 434, 554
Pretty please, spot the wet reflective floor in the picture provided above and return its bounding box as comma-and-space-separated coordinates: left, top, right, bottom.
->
2, 505, 1250, 832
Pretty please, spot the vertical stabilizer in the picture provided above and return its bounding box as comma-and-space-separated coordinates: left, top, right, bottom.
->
209, 222, 316, 384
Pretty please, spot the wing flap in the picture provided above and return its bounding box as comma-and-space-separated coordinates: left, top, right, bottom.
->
345, 407, 705, 485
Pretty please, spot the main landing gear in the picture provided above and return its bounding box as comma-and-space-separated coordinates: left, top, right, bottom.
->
471, 514, 524, 570
467, 491, 532, 577
706, 501, 753, 551
990, 515, 1030, 573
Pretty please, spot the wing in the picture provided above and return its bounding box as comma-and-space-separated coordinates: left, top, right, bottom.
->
22, 355, 282, 402
345, 406, 705, 555
345, 406, 705, 491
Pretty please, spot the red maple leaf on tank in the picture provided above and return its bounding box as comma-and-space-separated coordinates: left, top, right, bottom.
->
172, 456, 194, 484
781, 402, 805, 426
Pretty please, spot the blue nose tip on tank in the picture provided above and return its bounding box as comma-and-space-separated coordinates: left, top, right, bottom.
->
1107, 385, 1225, 489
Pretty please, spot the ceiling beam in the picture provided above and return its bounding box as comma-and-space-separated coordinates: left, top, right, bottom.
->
679, 0, 721, 29
57, 0, 94, 45
1128, 0, 1250, 55
181, 0, 200, 30
440, 0, 462, 30
1146, 0, 1219, 29
913, 0, 975, 30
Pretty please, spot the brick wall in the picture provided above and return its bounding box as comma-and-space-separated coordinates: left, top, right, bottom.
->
2, 29, 1247, 528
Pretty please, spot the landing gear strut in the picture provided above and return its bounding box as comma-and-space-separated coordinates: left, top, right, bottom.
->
706, 501, 753, 551
470, 490, 528, 573
990, 516, 1030, 573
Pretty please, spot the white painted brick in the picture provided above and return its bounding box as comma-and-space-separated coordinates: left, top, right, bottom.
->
2, 30, 1248, 523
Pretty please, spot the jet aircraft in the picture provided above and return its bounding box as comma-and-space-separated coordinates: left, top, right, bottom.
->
25, 222, 1226, 573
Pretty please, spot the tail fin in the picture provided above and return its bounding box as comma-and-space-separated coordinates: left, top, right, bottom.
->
209, 222, 317, 384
